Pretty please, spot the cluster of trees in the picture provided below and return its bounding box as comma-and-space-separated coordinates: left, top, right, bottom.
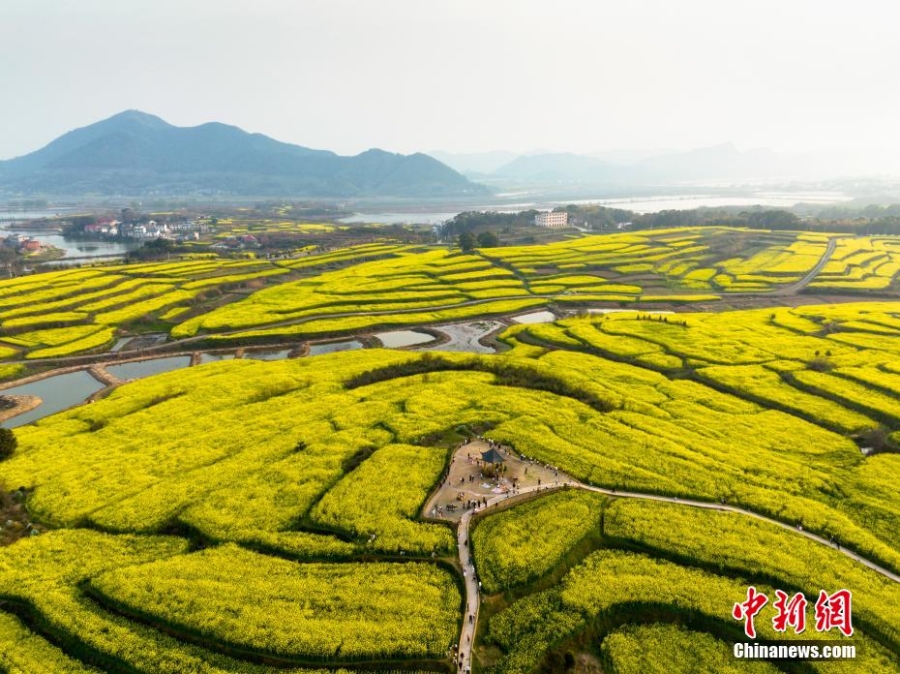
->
558, 204, 634, 229
632, 205, 900, 235
442, 205, 810, 242
830, 215, 900, 236
811, 203, 900, 220
0, 428, 16, 461
441, 205, 635, 240
441, 210, 541, 239
457, 230, 499, 252
630, 208, 801, 231
124, 238, 190, 262
443, 205, 635, 250
444, 202, 900, 241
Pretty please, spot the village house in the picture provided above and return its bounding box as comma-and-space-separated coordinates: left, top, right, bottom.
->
1, 234, 52, 256
84, 217, 120, 236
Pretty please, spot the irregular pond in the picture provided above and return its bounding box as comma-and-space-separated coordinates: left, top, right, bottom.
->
1, 370, 105, 428
244, 349, 293, 361
199, 353, 236, 365
105, 356, 191, 381
511, 310, 557, 324
374, 330, 434, 348
308, 340, 364, 355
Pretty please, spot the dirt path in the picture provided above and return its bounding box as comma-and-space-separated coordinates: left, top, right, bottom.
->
88, 364, 124, 387
450, 439, 900, 671
456, 511, 478, 673
422, 440, 560, 522
419, 321, 505, 354
575, 483, 900, 583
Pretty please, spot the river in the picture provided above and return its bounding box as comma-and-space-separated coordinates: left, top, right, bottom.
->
0, 208, 141, 262
2, 227, 140, 262
338, 191, 852, 224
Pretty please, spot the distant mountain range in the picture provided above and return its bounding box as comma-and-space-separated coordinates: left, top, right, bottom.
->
427, 150, 520, 176
0, 111, 489, 198
430, 144, 851, 185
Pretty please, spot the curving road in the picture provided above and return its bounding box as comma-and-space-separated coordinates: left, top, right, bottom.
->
772, 235, 839, 295
454, 472, 900, 672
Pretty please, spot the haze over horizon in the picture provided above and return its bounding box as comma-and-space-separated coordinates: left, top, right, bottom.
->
3, 0, 900, 175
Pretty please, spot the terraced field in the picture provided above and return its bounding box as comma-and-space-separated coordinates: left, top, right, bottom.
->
507, 301, 900, 443
480, 228, 836, 294
480, 501, 900, 673
2, 228, 900, 671
152, 229, 900, 345
807, 236, 900, 292
151, 228, 845, 343
170, 245, 560, 341
2, 229, 899, 367
0, 258, 290, 360
2, 294, 900, 671
212, 218, 346, 237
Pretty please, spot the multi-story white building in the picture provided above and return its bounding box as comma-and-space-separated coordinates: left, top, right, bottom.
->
534, 211, 568, 228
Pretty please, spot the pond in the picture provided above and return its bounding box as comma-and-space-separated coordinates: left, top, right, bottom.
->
198, 353, 236, 365
511, 310, 557, 324
1, 370, 105, 428
374, 330, 434, 348
244, 349, 293, 361
105, 356, 191, 381
308, 340, 364, 355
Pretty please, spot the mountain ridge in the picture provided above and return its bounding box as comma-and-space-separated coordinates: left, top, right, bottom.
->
430, 143, 842, 184
0, 111, 488, 198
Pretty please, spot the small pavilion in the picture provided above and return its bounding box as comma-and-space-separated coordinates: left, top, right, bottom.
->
480, 447, 504, 464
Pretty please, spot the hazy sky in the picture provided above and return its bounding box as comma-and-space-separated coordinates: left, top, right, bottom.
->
2, 0, 899, 162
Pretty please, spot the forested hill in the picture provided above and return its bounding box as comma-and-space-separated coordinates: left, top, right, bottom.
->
0, 110, 490, 199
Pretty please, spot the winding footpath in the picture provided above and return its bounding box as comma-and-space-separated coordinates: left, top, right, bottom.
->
455, 513, 479, 673
454, 472, 900, 672
773, 235, 839, 295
